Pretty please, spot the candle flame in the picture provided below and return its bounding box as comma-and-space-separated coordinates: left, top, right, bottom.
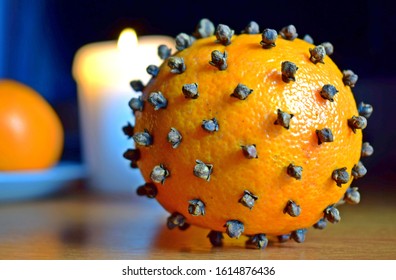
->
117, 28, 138, 51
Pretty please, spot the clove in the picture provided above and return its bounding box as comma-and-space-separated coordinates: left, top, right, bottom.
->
283, 200, 301, 217
324, 205, 341, 223
167, 212, 187, 230
320, 42, 334, 55
209, 50, 228, 70
281, 61, 298, 82
309, 45, 326, 64
175, 33, 195, 51
241, 144, 258, 159
320, 84, 338, 102
246, 234, 268, 249
260, 28, 277, 49
274, 109, 294, 129
202, 118, 219, 132
342, 70, 358, 87
182, 83, 199, 99
348, 116, 367, 133
130, 80, 144, 92
361, 142, 374, 157
148, 91, 168, 110
136, 183, 158, 198
215, 24, 234, 46
123, 148, 140, 168
279, 25, 298, 41
188, 199, 206, 216
128, 96, 144, 112
193, 160, 213, 181
351, 161, 367, 180
224, 220, 244, 238
230, 83, 253, 100
277, 234, 291, 243
158, 44, 171, 60
316, 128, 334, 145
168, 56, 186, 74
287, 163, 303, 180
303, 34, 314, 44
344, 187, 361, 204
358, 102, 373, 119
194, 18, 215, 38
313, 218, 327, 229
146, 65, 159, 77
150, 164, 170, 184
133, 130, 153, 146
207, 230, 223, 247
122, 122, 134, 139
332, 167, 350, 187
167, 127, 182, 148
241, 21, 260, 34
239, 190, 259, 210
290, 229, 307, 243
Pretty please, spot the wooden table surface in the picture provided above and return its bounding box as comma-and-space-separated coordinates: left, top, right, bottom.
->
1, 184, 395, 260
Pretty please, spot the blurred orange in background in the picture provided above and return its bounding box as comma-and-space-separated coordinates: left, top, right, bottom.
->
0, 79, 64, 171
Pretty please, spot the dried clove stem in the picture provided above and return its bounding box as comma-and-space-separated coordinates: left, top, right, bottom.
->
281, 61, 298, 82
209, 50, 228, 70
316, 128, 334, 145
239, 190, 259, 210
188, 199, 206, 216
136, 183, 158, 198
246, 234, 268, 249
274, 109, 294, 129
260, 28, 278, 49
241, 21, 260, 34
168, 56, 186, 74
309, 45, 326, 64
194, 18, 215, 38
193, 160, 213, 181
287, 164, 303, 180
224, 220, 244, 238
332, 167, 350, 187
215, 24, 234, 46
279, 25, 298, 41
320, 84, 338, 102
150, 164, 170, 184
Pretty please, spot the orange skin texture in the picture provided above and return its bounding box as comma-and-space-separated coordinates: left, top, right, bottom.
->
134, 35, 362, 236
0, 80, 64, 171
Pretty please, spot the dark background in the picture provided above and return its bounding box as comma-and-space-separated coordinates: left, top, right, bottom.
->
1, 0, 395, 189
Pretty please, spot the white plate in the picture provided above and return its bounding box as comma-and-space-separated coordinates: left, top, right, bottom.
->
0, 162, 87, 202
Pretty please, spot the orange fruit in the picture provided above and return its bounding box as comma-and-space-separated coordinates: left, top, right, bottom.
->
0, 79, 64, 171
127, 22, 371, 248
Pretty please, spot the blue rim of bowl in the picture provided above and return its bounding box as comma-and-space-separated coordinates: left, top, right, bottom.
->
0, 161, 87, 202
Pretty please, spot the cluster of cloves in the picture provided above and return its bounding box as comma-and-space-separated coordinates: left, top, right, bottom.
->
122, 18, 374, 250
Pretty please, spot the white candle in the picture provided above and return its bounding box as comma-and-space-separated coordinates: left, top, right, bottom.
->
72, 29, 174, 193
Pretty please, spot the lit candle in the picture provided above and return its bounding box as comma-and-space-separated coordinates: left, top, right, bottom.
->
72, 29, 174, 193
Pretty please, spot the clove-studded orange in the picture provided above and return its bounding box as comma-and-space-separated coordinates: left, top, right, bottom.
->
126, 20, 373, 248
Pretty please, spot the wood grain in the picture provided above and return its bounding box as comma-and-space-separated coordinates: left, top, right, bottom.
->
0, 187, 395, 260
